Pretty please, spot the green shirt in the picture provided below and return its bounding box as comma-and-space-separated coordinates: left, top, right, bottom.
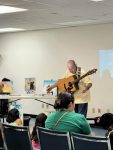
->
45, 110, 91, 134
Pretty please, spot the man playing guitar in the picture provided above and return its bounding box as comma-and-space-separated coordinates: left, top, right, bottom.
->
47, 60, 93, 117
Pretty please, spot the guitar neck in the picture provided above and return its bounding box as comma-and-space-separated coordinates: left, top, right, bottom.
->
72, 73, 88, 84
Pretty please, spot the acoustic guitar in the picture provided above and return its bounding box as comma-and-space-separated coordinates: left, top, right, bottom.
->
57, 68, 97, 93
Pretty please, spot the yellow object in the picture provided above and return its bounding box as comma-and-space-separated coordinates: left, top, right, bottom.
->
0, 82, 13, 94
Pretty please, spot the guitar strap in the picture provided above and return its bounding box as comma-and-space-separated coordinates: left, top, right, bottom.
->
77, 67, 81, 78
72, 67, 81, 90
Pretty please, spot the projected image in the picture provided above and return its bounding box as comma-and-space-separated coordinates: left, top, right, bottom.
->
99, 49, 113, 77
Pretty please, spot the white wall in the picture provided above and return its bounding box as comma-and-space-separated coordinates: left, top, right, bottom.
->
0, 23, 113, 117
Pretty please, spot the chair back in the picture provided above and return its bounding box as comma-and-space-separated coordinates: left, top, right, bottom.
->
0, 128, 4, 150
23, 116, 31, 126
1, 123, 33, 150
71, 132, 111, 150
37, 126, 72, 150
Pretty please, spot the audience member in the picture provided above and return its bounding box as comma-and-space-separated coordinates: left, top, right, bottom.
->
45, 92, 91, 134
105, 125, 113, 150
31, 113, 47, 149
6, 108, 22, 126
93, 113, 113, 129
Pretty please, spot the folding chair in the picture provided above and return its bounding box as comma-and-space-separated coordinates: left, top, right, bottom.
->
0, 129, 4, 150
1, 123, 33, 150
37, 126, 72, 150
71, 132, 111, 150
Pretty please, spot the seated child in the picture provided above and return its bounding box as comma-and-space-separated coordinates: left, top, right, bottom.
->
31, 113, 47, 149
6, 108, 22, 126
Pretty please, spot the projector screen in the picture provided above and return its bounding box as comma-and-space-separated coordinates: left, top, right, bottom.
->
99, 49, 113, 77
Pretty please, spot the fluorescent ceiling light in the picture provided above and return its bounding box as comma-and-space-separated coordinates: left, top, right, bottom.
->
0, 28, 25, 33
0, 5, 28, 14
90, 0, 104, 2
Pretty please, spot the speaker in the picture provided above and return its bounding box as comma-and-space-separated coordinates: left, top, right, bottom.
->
0, 99, 8, 116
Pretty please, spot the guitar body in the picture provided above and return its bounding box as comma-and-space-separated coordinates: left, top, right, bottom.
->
57, 68, 97, 93
57, 75, 78, 93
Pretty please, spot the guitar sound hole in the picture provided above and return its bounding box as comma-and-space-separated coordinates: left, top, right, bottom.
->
68, 82, 73, 87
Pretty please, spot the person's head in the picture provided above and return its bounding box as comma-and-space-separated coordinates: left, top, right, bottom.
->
67, 60, 77, 74
6, 108, 20, 123
31, 113, 47, 142
35, 113, 47, 127
54, 92, 74, 111
2, 78, 11, 82
105, 125, 113, 137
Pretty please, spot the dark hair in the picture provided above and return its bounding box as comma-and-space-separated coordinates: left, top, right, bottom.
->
98, 113, 113, 129
105, 125, 113, 137
105, 125, 113, 150
54, 92, 74, 109
6, 108, 20, 123
2, 78, 11, 82
31, 113, 47, 142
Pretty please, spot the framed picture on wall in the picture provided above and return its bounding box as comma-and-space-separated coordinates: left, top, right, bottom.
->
43, 79, 58, 96
25, 77, 36, 94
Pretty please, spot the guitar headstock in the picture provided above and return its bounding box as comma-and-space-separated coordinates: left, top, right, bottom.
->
87, 68, 97, 75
